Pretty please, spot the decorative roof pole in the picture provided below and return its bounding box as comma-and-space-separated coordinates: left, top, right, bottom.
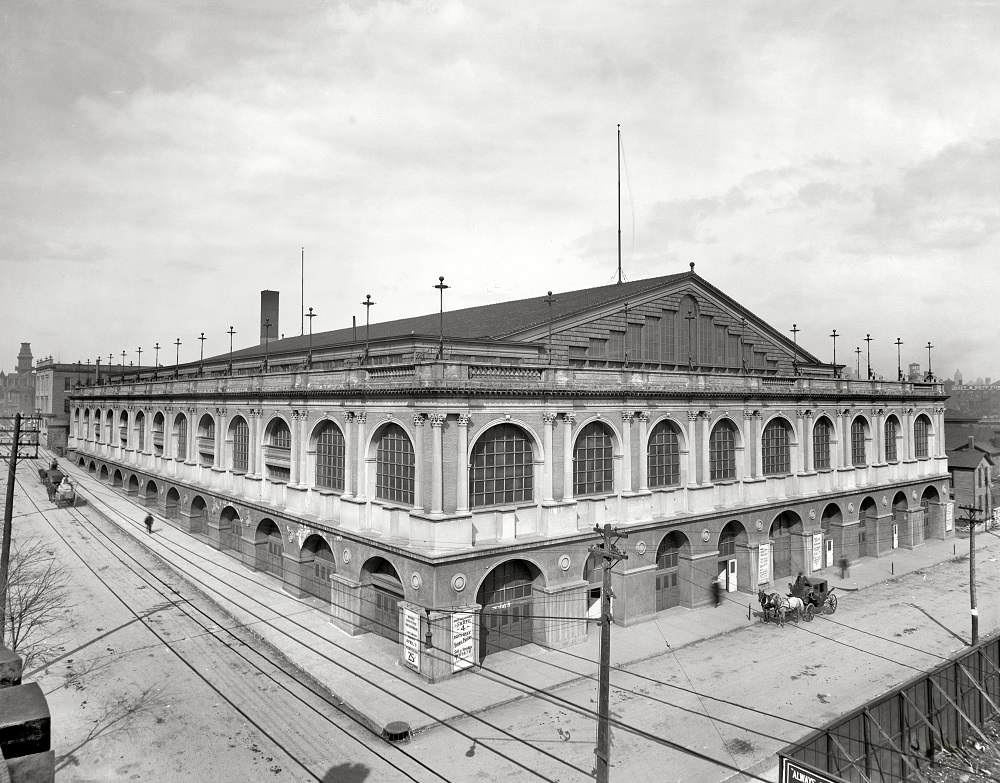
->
434, 276, 449, 360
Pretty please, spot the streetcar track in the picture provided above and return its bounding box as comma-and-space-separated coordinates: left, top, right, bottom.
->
14, 468, 447, 783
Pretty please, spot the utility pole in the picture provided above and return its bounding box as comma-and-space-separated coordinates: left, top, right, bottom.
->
590, 522, 628, 783
960, 504, 980, 645
1, 414, 38, 646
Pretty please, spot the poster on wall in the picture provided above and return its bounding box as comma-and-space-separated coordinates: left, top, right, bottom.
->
452, 612, 475, 672
757, 542, 771, 585
402, 608, 420, 671
945, 501, 954, 533
812, 534, 823, 572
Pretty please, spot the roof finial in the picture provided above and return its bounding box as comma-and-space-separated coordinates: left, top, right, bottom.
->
689, 262, 695, 272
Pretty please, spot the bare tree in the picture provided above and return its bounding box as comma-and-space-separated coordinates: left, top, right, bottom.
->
4, 535, 73, 668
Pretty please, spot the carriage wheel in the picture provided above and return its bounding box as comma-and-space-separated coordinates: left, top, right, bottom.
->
825, 594, 838, 614
804, 604, 814, 622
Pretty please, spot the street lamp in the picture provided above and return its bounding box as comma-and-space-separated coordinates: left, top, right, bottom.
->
855, 346, 861, 379
137, 347, 142, 374
895, 338, 903, 382
789, 323, 800, 375
306, 307, 316, 366
361, 295, 374, 364
121, 350, 126, 381
740, 317, 748, 374
544, 290, 556, 360
227, 326, 236, 374
685, 310, 695, 370
864, 334, 873, 380
95, 355, 101, 385
926, 341, 934, 381
830, 329, 839, 378
263, 319, 271, 373
174, 338, 181, 378
154, 343, 160, 379
198, 332, 206, 375
434, 276, 449, 359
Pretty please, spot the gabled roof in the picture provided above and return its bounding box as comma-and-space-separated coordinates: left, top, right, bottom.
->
224, 269, 825, 365
946, 448, 994, 469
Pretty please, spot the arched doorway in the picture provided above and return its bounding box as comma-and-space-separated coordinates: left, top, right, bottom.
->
769, 511, 802, 581
718, 521, 747, 593
859, 497, 878, 558
921, 486, 942, 541
112, 469, 123, 488
144, 480, 158, 506
821, 503, 843, 568
254, 519, 283, 578
891, 491, 908, 550
477, 560, 539, 659
127, 474, 139, 493
219, 506, 241, 553
361, 558, 404, 643
165, 488, 180, 520
655, 532, 690, 611
190, 496, 208, 536
99, 465, 109, 482
301, 535, 335, 604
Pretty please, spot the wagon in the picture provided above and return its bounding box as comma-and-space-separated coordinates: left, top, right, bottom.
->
790, 576, 837, 616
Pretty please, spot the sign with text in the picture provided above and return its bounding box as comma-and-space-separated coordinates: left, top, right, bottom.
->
757, 542, 771, 585
779, 756, 848, 783
451, 612, 475, 672
811, 534, 823, 572
402, 608, 420, 671
945, 501, 954, 532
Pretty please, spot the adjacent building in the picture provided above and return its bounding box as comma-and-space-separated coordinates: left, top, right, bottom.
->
0, 343, 36, 418
33, 359, 100, 455
67, 268, 952, 676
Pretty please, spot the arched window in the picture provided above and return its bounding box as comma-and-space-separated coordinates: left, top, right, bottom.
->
135, 411, 145, 451
233, 418, 249, 472
265, 420, 291, 482
175, 414, 188, 460
470, 424, 533, 508
709, 420, 736, 481
647, 420, 680, 488
813, 417, 832, 470
315, 422, 346, 491
851, 418, 867, 466
761, 418, 791, 476
376, 424, 414, 505
914, 416, 929, 458
574, 422, 613, 496
884, 417, 898, 462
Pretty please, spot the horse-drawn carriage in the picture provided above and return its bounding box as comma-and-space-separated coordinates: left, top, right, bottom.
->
758, 576, 838, 626
39, 463, 77, 507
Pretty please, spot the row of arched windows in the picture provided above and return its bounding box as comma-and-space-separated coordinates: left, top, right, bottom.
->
74, 408, 937, 509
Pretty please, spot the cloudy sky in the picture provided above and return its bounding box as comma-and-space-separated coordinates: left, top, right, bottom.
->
2, 1, 998, 380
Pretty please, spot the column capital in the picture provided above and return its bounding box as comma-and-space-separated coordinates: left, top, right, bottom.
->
621, 411, 634, 423
542, 412, 557, 425
215, 407, 227, 416
355, 412, 367, 424
689, 410, 701, 421
413, 413, 426, 427
562, 412, 576, 424
637, 411, 649, 423
796, 408, 811, 418
429, 414, 446, 427
458, 413, 472, 427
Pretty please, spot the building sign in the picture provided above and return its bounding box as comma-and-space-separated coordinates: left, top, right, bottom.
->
779, 756, 848, 783
402, 608, 420, 671
452, 612, 475, 672
945, 501, 954, 532
811, 534, 823, 572
757, 542, 771, 585
993, 507, 1000, 527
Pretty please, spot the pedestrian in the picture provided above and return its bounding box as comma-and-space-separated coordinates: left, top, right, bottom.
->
711, 578, 721, 608
838, 556, 849, 579
144, 513, 154, 534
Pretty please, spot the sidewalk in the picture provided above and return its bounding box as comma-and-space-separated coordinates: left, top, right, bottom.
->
49, 453, 995, 740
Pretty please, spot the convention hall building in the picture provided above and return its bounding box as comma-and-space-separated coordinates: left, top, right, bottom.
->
68, 267, 951, 675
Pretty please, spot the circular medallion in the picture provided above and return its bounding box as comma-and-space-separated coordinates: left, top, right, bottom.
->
451, 573, 467, 592
558, 554, 571, 572
755, 520, 763, 532
701, 529, 710, 542
882, 496, 888, 507
848, 502, 855, 513
342, 548, 351, 565
636, 541, 647, 556
808, 509, 816, 520
411, 573, 422, 590
912, 490, 918, 501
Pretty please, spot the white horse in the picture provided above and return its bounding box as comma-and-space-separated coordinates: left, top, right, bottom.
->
774, 594, 806, 626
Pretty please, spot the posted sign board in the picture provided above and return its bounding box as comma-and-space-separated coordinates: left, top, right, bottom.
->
779, 756, 848, 783
811, 534, 823, 572
451, 612, 475, 672
757, 542, 771, 585
402, 608, 420, 671
945, 501, 954, 532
